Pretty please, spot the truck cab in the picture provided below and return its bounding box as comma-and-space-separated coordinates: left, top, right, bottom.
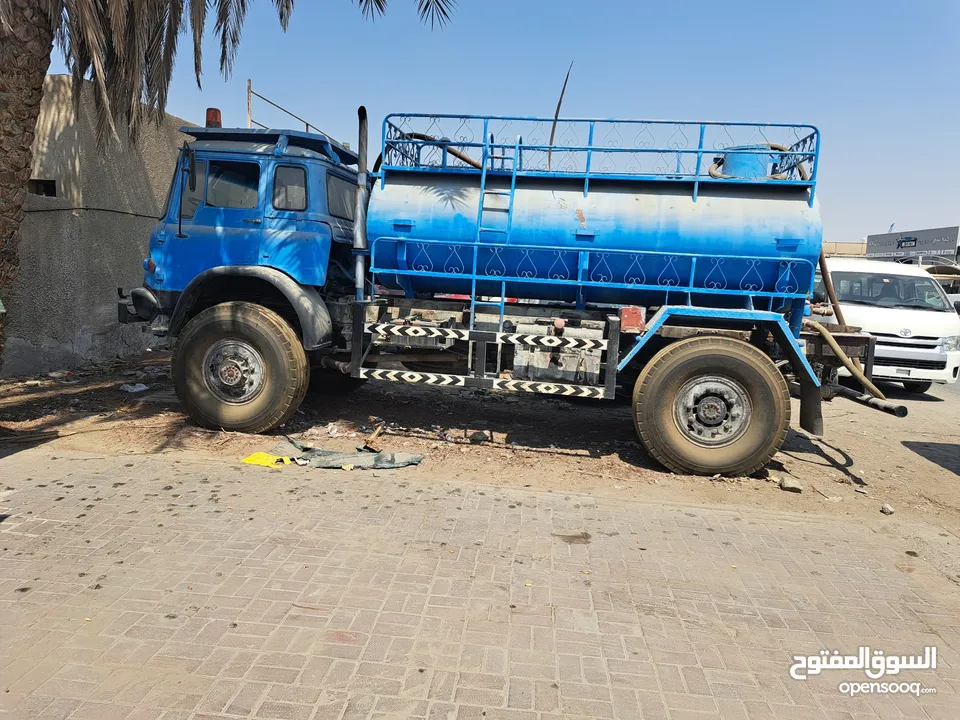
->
121, 127, 360, 338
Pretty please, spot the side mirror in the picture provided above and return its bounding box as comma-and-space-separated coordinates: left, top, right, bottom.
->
187, 148, 197, 193
812, 290, 827, 303
954, 300, 960, 314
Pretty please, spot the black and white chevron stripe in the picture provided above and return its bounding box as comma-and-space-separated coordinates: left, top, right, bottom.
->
491, 379, 604, 398
365, 323, 470, 341
497, 334, 608, 350
365, 323, 606, 350
358, 368, 466, 386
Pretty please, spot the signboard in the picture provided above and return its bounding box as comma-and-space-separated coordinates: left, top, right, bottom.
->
865, 226, 959, 259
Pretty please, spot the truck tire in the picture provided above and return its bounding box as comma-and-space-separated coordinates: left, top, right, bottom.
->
901, 380, 932, 394
632, 336, 789, 476
172, 302, 309, 433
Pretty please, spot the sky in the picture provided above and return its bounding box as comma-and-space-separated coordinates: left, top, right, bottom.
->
49, 0, 960, 244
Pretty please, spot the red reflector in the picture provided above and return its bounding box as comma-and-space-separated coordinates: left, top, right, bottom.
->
205, 108, 222, 128
145, 258, 156, 273
619, 305, 646, 333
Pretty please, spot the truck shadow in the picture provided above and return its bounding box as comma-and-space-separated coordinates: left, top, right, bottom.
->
901, 442, 960, 476
778, 430, 864, 486
298, 381, 665, 471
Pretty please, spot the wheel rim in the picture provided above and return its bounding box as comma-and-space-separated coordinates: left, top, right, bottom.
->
202, 339, 266, 404
673, 375, 752, 448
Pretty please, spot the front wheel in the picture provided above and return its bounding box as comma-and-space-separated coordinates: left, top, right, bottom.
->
902, 380, 933, 394
632, 336, 790, 476
172, 302, 309, 433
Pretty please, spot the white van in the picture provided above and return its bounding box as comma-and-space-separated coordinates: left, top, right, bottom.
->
814, 257, 960, 393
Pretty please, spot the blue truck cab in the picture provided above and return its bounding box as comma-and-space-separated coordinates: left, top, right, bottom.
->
119, 108, 896, 476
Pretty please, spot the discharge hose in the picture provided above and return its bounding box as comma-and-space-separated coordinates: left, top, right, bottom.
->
802, 319, 887, 401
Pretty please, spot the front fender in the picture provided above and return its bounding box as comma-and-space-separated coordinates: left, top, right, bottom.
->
168, 266, 333, 350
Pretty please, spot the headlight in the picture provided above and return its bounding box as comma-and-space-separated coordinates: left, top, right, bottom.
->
944, 336, 960, 351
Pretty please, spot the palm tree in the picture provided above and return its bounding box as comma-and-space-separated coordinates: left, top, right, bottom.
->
0, 0, 455, 364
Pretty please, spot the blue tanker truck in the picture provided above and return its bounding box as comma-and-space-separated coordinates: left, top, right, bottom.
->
119, 107, 901, 476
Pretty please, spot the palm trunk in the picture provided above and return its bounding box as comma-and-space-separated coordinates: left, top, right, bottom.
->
0, 0, 54, 370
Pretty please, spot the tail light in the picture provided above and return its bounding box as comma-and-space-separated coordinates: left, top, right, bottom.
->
144, 258, 157, 273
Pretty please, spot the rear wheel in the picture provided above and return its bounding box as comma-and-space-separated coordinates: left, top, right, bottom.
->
172, 302, 309, 433
632, 336, 789, 476
902, 380, 932, 394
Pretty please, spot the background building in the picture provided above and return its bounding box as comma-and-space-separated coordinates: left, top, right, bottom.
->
1, 75, 191, 376
865, 226, 959, 261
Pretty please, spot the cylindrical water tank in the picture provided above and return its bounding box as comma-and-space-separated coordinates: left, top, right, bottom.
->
366, 172, 821, 306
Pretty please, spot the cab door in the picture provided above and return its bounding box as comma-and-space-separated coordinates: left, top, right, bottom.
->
154, 157, 264, 292
261, 163, 331, 286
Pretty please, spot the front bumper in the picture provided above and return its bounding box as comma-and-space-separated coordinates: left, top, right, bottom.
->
840, 349, 960, 384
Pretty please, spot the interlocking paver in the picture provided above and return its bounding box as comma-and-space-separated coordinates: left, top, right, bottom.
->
0, 448, 959, 719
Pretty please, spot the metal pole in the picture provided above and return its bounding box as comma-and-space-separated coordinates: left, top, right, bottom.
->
246, 79, 252, 129
353, 106, 370, 301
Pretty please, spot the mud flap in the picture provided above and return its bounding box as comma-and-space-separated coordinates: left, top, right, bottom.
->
798, 376, 823, 436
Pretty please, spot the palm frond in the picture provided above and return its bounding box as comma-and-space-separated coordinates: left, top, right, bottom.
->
39, 0, 454, 146
416, 0, 455, 29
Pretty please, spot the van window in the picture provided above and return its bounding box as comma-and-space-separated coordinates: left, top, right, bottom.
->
207, 161, 260, 209
816, 271, 951, 311
181, 161, 208, 219
273, 166, 307, 211
327, 174, 356, 220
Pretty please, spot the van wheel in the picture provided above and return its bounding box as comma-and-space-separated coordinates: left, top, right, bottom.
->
632, 336, 789, 476
173, 302, 309, 433
902, 380, 932, 394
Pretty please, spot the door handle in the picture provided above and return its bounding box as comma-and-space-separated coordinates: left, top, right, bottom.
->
243, 218, 262, 224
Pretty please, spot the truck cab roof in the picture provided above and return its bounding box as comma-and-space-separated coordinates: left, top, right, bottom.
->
182, 126, 358, 169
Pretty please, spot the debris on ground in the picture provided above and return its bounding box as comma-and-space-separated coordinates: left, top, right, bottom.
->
855, 487, 868, 495
880, 503, 895, 515
242, 452, 296, 468
363, 416, 386, 453
242, 437, 424, 471
119, 383, 150, 393
778, 476, 803, 493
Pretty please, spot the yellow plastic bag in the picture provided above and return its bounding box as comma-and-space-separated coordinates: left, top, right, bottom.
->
242, 452, 293, 468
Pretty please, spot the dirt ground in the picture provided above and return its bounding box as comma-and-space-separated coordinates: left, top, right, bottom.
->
2, 351, 959, 582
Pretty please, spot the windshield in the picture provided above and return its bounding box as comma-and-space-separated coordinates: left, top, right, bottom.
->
816, 271, 951, 311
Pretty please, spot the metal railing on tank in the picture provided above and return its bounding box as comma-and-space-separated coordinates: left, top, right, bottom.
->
380, 114, 820, 206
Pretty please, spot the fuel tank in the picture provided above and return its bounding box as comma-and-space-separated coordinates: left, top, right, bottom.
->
366, 173, 822, 306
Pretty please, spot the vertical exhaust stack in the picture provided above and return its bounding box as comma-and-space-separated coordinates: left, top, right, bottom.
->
354, 106, 370, 301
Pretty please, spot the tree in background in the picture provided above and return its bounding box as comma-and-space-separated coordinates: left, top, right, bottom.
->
0, 0, 455, 365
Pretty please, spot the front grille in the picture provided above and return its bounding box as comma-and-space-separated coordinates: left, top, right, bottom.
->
876, 358, 947, 370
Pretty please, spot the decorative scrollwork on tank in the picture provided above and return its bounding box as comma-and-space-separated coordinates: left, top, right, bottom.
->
739, 259, 765, 292
548, 251, 572, 280
658, 255, 680, 287
411, 243, 434, 273
704, 258, 728, 290
775, 261, 799, 294
624, 254, 646, 285
443, 245, 465, 274
590, 253, 614, 283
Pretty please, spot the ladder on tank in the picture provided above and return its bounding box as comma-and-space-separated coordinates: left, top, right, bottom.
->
467, 134, 520, 376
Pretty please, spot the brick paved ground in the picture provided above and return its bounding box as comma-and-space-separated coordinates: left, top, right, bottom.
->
1, 448, 958, 719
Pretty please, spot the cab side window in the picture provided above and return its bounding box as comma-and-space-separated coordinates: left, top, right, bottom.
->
181, 161, 207, 219
326, 174, 356, 221
273, 166, 307, 211
206, 161, 260, 209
